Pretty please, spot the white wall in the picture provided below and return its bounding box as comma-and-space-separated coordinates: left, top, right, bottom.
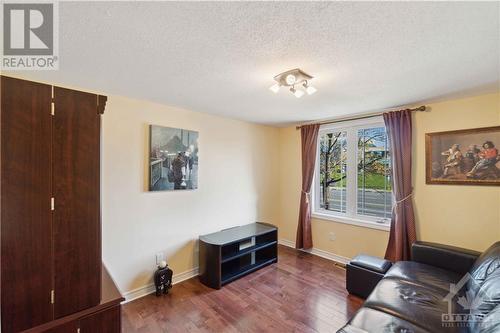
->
101, 96, 280, 295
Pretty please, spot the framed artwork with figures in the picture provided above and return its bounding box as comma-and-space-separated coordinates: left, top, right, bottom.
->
149, 125, 199, 191
425, 126, 500, 186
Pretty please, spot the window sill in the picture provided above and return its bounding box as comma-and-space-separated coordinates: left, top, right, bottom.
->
311, 212, 390, 232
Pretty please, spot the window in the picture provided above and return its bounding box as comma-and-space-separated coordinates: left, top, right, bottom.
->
313, 117, 392, 230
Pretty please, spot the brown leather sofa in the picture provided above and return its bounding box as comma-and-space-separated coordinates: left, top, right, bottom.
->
338, 241, 500, 333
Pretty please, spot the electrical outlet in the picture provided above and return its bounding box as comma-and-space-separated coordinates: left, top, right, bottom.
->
329, 232, 336, 241
155, 252, 164, 265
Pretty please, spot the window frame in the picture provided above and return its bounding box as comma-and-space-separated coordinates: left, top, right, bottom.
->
312, 116, 391, 232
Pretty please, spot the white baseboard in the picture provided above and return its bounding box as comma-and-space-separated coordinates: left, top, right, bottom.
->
122, 242, 350, 304
278, 239, 296, 248
122, 266, 199, 303
278, 239, 350, 266
172, 266, 200, 285
122, 284, 156, 304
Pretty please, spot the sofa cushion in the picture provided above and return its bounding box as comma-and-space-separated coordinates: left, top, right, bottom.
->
337, 307, 431, 333
350, 254, 392, 274
469, 241, 500, 288
469, 267, 500, 319
385, 261, 462, 292
478, 304, 500, 333
363, 278, 464, 333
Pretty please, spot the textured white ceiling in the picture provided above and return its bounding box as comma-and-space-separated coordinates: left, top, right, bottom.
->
7, 1, 500, 126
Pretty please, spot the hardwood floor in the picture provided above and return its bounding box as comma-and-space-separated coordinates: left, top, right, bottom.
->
122, 245, 363, 333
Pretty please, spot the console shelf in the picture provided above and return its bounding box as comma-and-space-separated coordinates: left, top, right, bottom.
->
199, 223, 278, 289
221, 257, 277, 285
221, 240, 277, 263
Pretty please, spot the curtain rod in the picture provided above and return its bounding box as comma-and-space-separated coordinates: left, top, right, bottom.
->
295, 105, 426, 130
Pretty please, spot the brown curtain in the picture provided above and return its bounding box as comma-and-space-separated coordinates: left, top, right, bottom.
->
296, 124, 320, 249
383, 110, 417, 261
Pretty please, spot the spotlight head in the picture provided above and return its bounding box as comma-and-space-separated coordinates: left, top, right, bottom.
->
269, 83, 280, 93
303, 82, 317, 95
285, 74, 296, 85
306, 85, 317, 95
290, 87, 304, 98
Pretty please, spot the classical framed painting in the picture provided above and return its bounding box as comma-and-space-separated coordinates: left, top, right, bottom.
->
149, 125, 199, 191
425, 126, 500, 186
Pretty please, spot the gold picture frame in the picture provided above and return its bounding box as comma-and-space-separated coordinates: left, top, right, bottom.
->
425, 126, 500, 186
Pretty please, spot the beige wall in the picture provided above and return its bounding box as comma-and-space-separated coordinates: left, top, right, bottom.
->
278, 126, 389, 259
413, 93, 500, 251
101, 96, 280, 294
278, 93, 500, 259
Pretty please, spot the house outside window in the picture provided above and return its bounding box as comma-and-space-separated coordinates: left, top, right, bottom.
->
312, 117, 392, 231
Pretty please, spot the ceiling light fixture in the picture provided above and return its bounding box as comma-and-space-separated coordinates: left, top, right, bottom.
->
269, 68, 317, 98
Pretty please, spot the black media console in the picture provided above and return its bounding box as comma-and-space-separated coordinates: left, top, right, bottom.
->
198, 222, 278, 289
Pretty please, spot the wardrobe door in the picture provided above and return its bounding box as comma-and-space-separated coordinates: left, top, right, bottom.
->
52, 87, 101, 318
1, 76, 54, 332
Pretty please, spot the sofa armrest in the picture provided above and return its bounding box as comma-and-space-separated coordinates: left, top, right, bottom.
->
412, 241, 480, 275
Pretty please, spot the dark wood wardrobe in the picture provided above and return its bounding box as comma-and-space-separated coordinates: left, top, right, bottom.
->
1, 76, 123, 333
